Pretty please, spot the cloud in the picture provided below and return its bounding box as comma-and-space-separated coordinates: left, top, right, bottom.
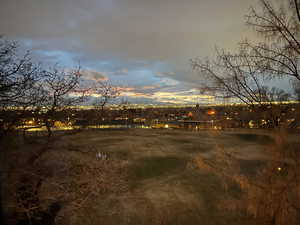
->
151, 91, 214, 104
109, 68, 129, 76
0, 0, 263, 104
142, 85, 160, 90
155, 71, 175, 77
158, 77, 180, 86
81, 70, 108, 81
120, 91, 152, 98
1, 0, 255, 62
117, 87, 135, 92
116, 85, 215, 104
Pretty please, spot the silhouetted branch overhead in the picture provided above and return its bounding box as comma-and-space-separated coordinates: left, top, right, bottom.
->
0, 38, 43, 108
245, 0, 300, 81
294, 0, 300, 22
192, 0, 299, 108
0, 37, 90, 136
191, 45, 291, 107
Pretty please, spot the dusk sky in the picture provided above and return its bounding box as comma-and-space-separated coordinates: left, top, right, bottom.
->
0, 0, 259, 105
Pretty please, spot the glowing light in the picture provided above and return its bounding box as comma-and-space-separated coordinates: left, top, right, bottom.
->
207, 109, 216, 115
165, 124, 169, 128
277, 167, 282, 171
27, 120, 34, 125
249, 120, 255, 128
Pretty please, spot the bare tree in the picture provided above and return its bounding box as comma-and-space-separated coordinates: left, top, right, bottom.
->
38, 66, 88, 137
191, 0, 300, 103
191, 1, 300, 225
0, 37, 47, 136
244, 0, 300, 81
191, 47, 291, 106
92, 80, 120, 121
191, 0, 299, 127
0, 38, 45, 107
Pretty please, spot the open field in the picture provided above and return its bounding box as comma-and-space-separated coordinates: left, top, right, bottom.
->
2, 129, 300, 225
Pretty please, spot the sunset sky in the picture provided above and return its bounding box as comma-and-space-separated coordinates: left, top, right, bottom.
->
1, 0, 262, 105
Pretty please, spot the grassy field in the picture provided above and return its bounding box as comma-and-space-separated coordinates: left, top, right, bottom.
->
3, 128, 298, 225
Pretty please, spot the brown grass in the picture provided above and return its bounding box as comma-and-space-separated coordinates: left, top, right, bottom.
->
196, 130, 300, 225
2, 128, 298, 225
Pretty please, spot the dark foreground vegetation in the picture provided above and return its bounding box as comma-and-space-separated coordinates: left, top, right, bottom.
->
1, 129, 300, 225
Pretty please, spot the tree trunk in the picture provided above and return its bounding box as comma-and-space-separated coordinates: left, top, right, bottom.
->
45, 120, 52, 139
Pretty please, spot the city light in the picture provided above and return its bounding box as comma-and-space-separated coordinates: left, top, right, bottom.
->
207, 109, 216, 115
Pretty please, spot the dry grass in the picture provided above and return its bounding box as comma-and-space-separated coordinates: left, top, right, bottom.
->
2, 128, 298, 225
196, 130, 300, 225
3, 134, 129, 225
